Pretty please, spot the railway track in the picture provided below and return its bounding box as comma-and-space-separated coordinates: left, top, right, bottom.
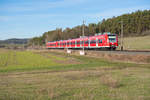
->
47, 48, 150, 55
88, 50, 150, 55
61, 49, 150, 55
41, 48, 150, 63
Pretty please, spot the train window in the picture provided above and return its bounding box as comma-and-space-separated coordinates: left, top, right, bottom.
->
90, 40, 96, 44
60, 43, 63, 46
67, 42, 69, 45
108, 35, 116, 43
109, 38, 116, 42
64, 43, 66, 46
98, 39, 102, 43
77, 41, 80, 45
51, 43, 54, 46
84, 40, 89, 44
72, 41, 75, 45
80, 41, 83, 44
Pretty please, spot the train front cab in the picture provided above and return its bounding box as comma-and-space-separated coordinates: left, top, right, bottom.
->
107, 34, 118, 50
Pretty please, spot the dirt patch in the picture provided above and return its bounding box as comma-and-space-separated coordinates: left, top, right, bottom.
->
95, 53, 150, 64
63, 70, 104, 80
102, 54, 150, 64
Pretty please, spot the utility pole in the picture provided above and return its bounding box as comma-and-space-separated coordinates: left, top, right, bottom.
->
79, 20, 86, 55
82, 20, 85, 53
45, 33, 48, 49
45, 33, 48, 43
121, 20, 124, 51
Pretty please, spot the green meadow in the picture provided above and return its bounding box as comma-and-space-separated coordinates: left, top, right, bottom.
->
0, 50, 60, 72
0, 49, 150, 100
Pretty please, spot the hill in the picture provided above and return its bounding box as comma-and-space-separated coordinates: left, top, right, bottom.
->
0, 38, 29, 45
123, 35, 150, 50
29, 10, 150, 46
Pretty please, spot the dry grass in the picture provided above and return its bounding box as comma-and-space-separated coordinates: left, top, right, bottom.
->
100, 74, 121, 88
86, 51, 150, 64
0, 67, 150, 100
119, 35, 150, 50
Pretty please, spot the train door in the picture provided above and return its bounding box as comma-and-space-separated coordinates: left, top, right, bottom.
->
75, 40, 76, 48
76, 40, 80, 48
90, 39, 96, 47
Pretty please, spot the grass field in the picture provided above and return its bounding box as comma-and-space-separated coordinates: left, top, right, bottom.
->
0, 49, 139, 73
0, 50, 61, 72
120, 35, 150, 50
0, 49, 150, 100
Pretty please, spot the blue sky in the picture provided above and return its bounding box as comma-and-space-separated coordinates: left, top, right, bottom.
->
0, 0, 150, 40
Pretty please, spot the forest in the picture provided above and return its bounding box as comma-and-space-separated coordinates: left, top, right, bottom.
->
29, 10, 150, 46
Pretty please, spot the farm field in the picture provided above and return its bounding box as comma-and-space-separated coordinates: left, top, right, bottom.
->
119, 35, 150, 50
0, 49, 150, 100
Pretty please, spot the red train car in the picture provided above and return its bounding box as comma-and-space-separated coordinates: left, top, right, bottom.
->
46, 32, 118, 50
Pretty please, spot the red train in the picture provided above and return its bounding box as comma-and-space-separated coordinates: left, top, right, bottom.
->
46, 32, 118, 50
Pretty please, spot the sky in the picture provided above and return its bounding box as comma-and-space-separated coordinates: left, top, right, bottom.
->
0, 0, 150, 40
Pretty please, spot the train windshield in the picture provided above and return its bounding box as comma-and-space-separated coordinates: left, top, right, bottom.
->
108, 35, 116, 43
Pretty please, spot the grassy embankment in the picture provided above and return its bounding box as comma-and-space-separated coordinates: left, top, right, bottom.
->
119, 35, 150, 50
0, 49, 150, 100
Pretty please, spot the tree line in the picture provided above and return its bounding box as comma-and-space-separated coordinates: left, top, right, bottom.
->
29, 10, 150, 46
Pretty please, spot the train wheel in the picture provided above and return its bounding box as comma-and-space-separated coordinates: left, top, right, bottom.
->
111, 47, 116, 51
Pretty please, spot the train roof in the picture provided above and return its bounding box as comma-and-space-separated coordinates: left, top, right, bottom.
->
47, 32, 117, 43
